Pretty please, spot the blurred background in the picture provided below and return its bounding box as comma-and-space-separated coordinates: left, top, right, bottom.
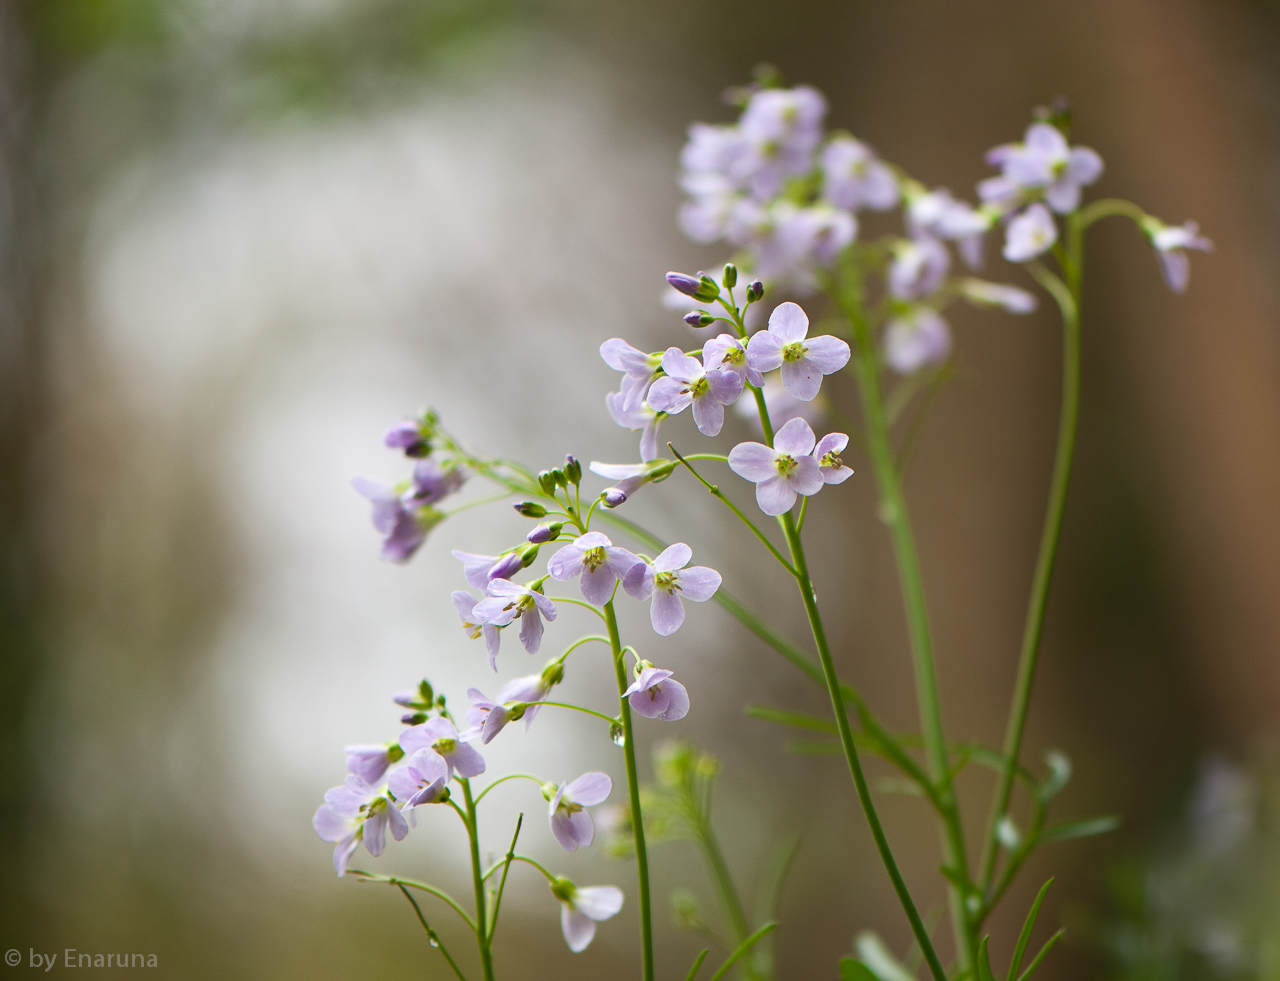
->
3, 0, 1280, 977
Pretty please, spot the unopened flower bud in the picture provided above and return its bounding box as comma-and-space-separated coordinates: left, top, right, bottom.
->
401, 712, 428, 725
746, 280, 764, 302
507, 702, 528, 721
541, 660, 565, 687
383, 420, 430, 458
514, 501, 547, 518
602, 488, 627, 508
549, 468, 568, 489
537, 469, 559, 495
488, 552, 524, 581
519, 544, 540, 568
666, 271, 702, 297
722, 263, 738, 288
695, 272, 721, 301
527, 521, 563, 544
684, 311, 714, 328
564, 455, 582, 484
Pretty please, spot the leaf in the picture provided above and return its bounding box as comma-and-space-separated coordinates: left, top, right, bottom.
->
1040, 815, 1120, 842
708, 922, 777, 981
877, 778, 927, 797
1016, 929, 1064, 981
976, 936, 998, 981
841, 958, 880, 981
1038, 750, 1072, 801
787, 740, 843, 755
684, 949, 710, 981
746, 705, 837, 733
855, 931, 917, 981
1008, 878, 1053, 981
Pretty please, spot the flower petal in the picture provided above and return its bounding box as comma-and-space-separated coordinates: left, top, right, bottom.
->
768, 301, 810, 342
652, 542, 693, 573
728, 441, 779, 481
774, 417, 817, 456
676, 566, 722, 602
650, 588, 686, 636
566, 771, 613, 806
756, 475, 798, 516
561, 906, 596, 952
801, 334, 851, 374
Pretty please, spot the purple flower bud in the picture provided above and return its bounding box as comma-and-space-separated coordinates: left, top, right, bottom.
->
392, 690, 418, 707
684, 311, 714, 328
527, 521, 563, 544
401, 712, 428, 725
488, 552, 524, 581
666, 271, 703, 297
602, 488, 627, 508
746, 280, 764, 302
384, 420, 429, 457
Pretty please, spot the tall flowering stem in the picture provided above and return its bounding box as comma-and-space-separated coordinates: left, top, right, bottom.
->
604, 599, 655, 981
460, 779, 496, 981
977, 214, 1084, 905
833, 259, 976, 971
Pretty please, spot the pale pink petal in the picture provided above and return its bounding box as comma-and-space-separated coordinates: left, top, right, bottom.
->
728, 441, 779, 481
756, 475, 798, 515
676, 566, 722, 602
767, 301, 810, 342
802, 334, 851, 373
652, 542, 693, 573
774, 417, 817, 456
651, 588, 686, 635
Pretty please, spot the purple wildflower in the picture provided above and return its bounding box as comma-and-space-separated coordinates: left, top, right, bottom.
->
473, 579, 557, 655
727, 416, 826, 515
985, 122, 1103, 213
313, 775, 408, 876
746, 302, 850, 401
623, 543, 721, 636
622, 664, 691, 721
386, 749, 450, 809
452, 590, 502, 670
399, 717, 485, 779
465, 672, 551, 743
1142, 218, 1213, 292
547, 532, 642, 606
548, 772, 613, 852
749, 202, 856, 285
883, 308, 953, 375
814, 432, 854, 484
451, 550, 522, 590
343, 743, 404, 784
1003, 203, 1058, 262
821, 136, 899, 211
907, 188, 992, 268
646, 348, 744, 437
350, 476, 443, 564
605, 392, 662, 463
703, 333, 763, 388
403, 458, 466, 508
588, 459, 677, 508
600, 338, 663, 413
550, 879, 624, 952
888, 235, 950, 300
735, 86, 827, 199
383, 419, 430, 457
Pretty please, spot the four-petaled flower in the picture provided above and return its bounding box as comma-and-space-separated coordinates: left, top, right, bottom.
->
465, 672, 552, 743
746, 302, 850, 401
452, 590, 502, 670
1003, 203, 1058, 262
351, 476, 444, 564
548, 772, 613, 852
550, 878, 624, 953
547, 532, 643, 605
984, 122, 1103, 213
883, 308, 953, 375
399, 717, 486, 779
473, 580, 558, 655
313, 776, 408, 877
387, 749, 450, 809
703, 333, 763, 388
622, 664, 691, 721
343, 742, 403, 784
623, 543, 722, 636
646, 348, 744, 437
1142, 218, 1213, 293
814, 432, 854, 484
600, 338, 663, 413
728, 417, 826, 515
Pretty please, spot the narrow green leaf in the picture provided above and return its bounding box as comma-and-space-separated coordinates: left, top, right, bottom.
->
786, 740, 843, 755
938, 864, 969, 892
1008, 878, 1054, 981
684, 949, 710, 981
708, 922, 777, 981
1016, 929, 1064, 981
841, 958, 880, 981
747, 705, 837, 734
976, 936, 998, 981
1040, 816, 1120, 842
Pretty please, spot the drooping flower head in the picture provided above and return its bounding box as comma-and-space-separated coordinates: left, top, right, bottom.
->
399, 717, 485, 779
746, 302, 850, 401
313, 775, 408, 876
605, 393, 663, 463
549, 878, 624, 952
589, 459, 677, 509
1141, 217, 1213, 293
547, 532, 642, 606
883, 308, 953, 375
600, 338, 663, 413
465, 669, 556, 743
622, 663, 691, 721
983, 121, 1103, 213
814, 432, 854, 484
452, 549, 524, 590
473, 579, 558, 655
727, 416, 826, 515
452, 590, 502, 670
402, 458, 466, 508
623, 543, 721, 636
386, 749, 450, 809
351, 476, 445, 564
645, 349, 744, 438
383, 418, 432, 457
343, 742, 405, 784
547, 772, 613, 852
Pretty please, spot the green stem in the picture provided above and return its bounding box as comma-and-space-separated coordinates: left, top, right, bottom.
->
536, 701, 620, 725
605, 600, 655, 981
697, 813, 752, 944
486, 814, 524, 943
460, 779, 495, 981
978, 221, 1083, 899
350, 872, 477, 932
840, 278, 974, 972
398, 884, 470, 981
473, 773, 545, 806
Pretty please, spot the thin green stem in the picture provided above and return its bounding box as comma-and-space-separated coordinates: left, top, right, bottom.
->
696, 813, 752, 944
536, 701, 620, 725
556, 635, 611, 662
398, 884, 470, 981
1078, 197, 1147, 229
978, 225, 1083, 901
460, 779, 495, 981
546, 596, 607, 621
473, 773, 545, 806
486, 814, 524, 942
605, 600, 655, 981
350, 872, 477, 932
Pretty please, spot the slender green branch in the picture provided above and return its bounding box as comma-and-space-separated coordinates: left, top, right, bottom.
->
398, 884, 470, 981
979, 221, 1083, 898
668, 443, 800, 579
486, 814, 524, 942
605, 600, 655, 981
460, 779, 495, 981
708, 923, 778, 981
350, 871, 477, 932
556, 635, 611, 662
1078, 197, 1147, 229
473, 773, 545, 806
546, 596, 607, 621
536, 701, 620, 725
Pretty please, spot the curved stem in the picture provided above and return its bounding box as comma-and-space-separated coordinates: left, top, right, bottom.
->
547, 596, 607, 621
398, 884, 470, 981
978, 222, 1084, 898
460, 779, 495, 981
483, 854, 557, 884
350, 871, 477, 932
486, 814, 524, 943
534, 700, 619, 725
473, 773, 545, 806
1078, 197, 1147, 229
605, 599, 655, 981
556, 635, 611, 662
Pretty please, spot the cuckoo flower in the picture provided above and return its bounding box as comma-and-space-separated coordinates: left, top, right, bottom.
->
344, 743, 404, 784
465, 672, 551, 743
589, 459, 677, 508
386, 749, 450, 810
703, 333, 763, 388
883, 308, 953, 375
888, 235, 950, 300
399, 717, 485, 779
746, 302, 850, 401
547, 532, 642, 605
605, 392, 662, 463
548, 772, 613, 852
351, 476, 441, 564
452, 590, 502, 670
313, 776, 408, 876
403, 458, 466, 508
727, 416, 825, 515
473, 579, 557, 655
1142, 218, 1213, 293
821, 136, 899, 211
452, 549, 523, 590
645, 349, 744, 437
735, 85, 827, 199
986, 122, 1103, 213
600, 338, 663, 413
623, 543, 721, 636
383, 419, 430, 457
1003, 203, 1058, 262
550, 879, 624, 953
814, 432, 854, 484
622, 664, 692, 721
907, 189, 992, 269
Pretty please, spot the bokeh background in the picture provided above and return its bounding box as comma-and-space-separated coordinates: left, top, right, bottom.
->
3, 0, 1280, 977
